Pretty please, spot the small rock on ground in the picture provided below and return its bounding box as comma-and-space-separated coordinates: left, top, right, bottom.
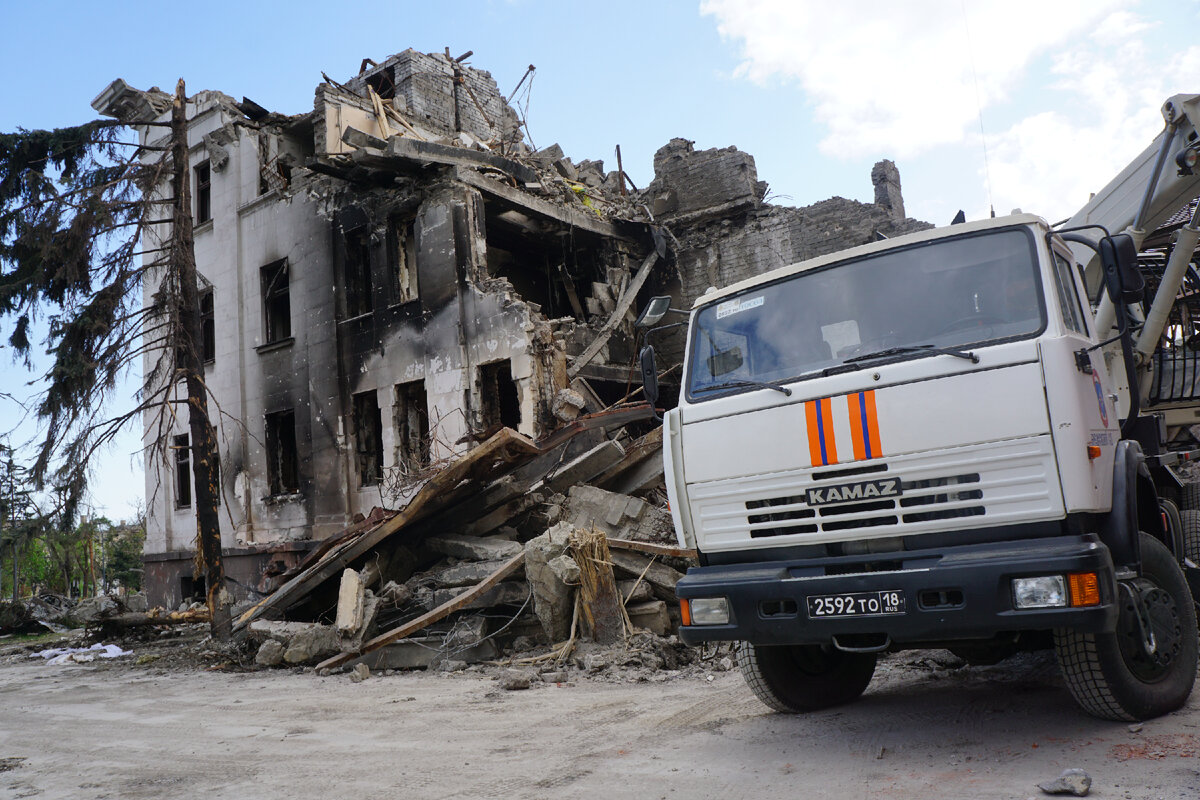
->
349, 663, 370, 683
1038, 768, 1091, 796
498, 668, 535, 690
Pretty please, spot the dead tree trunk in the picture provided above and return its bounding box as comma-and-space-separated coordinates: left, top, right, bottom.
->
171, 79, 231, 640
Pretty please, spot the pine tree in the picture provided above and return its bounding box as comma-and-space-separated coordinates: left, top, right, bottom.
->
0, 81, 230, 637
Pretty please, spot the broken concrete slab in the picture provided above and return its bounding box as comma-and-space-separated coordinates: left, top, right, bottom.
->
617, 579, 653, 605
426, 533, 523, 562
344, 635, 497, 670
255, 639, 285, 667
564, 484, 673, 543
523, 522, 575, 642
335, 568, 366, 635
626, 600, 672, 636
284, 626, 340, 665
544, 439, 626, 494
430, 581, 529, 610
609, 551, 685, 602
429, 558, 514, 588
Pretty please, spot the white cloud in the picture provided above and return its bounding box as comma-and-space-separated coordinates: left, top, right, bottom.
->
701, 0, 1123, 159
986, 28, 1200, 221
702, 0, 1199, 224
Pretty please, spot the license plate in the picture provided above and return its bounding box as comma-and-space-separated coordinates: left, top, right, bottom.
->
807, 590, 906, 618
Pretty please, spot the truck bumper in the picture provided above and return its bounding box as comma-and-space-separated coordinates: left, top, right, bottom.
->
676, 534, 1118, 647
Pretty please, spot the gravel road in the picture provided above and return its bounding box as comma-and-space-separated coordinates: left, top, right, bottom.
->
2, 649, 1198, 799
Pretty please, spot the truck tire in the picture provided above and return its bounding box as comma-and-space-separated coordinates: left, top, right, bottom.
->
1181, 482, 1200, 512
1054, 533, 1198, 721
1183, 509, 1200, 563
737, 641, 876, 713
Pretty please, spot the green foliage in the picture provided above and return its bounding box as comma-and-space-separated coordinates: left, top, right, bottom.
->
0, 117, 172, 519
103, 519, 145, 592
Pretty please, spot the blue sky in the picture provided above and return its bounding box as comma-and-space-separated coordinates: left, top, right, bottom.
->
1, 0, 1197, 520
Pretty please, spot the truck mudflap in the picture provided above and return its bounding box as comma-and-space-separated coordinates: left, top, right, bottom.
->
676, 534, 1118, 647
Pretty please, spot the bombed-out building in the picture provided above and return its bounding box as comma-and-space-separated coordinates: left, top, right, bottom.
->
93, 49, 929, 610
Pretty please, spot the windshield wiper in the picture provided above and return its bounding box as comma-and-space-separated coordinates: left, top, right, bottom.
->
694, 379, 793, 396
843, 344, 979, 365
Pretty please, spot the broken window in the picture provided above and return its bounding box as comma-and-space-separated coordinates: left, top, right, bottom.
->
478, 360, 521, 432
344, 231, 374, 318
265, 409, 299, 495
200, 289, 215, 363
387, 216, 418, 305
365, 69, 396, 100
194, 161, 211, 224
394, 380, 430, 473
353, 391, 384, 487
261, 259, 291, 344
173, 433, 191, 508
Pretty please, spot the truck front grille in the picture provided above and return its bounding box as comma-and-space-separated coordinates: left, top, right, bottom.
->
689, 436, 1061, 551
745, 471, 983, 538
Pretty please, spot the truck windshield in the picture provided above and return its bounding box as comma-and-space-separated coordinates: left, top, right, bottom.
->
686, 228, 1044, 399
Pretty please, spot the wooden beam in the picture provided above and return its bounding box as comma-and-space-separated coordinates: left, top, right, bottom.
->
316, 551, 526, 671
233, 429, 539, 632
607, 538, 697, 561
567, 249, 658, 379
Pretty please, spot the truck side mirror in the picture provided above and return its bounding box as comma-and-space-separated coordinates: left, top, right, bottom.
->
639, 345, 660, 418
1100, 233, 1144, 304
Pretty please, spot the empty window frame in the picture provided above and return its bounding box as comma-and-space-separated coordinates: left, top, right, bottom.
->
387, 216, 418, 305
394, 380, 430, 473
353, 391, 384, 487
265, 409, 299, 495
479, 360, 521, 431
343, 231, 374, 318
200, 289, 215, 363
261, 259, 291, 344
194, 161, 211, 224
173, 433, 191, 508
365, 69, 396, 100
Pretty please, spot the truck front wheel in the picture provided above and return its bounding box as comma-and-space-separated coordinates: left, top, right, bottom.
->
737, 641, 876, 713
1054, 533, 1198, 721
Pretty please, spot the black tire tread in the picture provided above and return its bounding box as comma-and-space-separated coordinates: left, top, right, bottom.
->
1181, 482, 1200, 512
1053, 533, 1198, 721
1182, 509, 1200, 563
1054, 629, 1137, 721
736, 641, 876, 714
738, 641, 794, 713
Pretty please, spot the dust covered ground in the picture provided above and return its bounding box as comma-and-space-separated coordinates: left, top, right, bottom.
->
2, 630, 1199, 800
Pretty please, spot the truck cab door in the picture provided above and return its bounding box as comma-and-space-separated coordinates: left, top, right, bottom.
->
1041, 245, 1119, 513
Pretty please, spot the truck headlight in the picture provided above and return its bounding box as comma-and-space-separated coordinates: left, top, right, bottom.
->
682, 597, 730, 625
1012, 576, 1067, 609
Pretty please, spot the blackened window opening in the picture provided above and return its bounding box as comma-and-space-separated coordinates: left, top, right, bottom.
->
387, 216, 418, 305
365, 69, 396, 100
353, 392, 384, 487
394, 380, 430, 473
344, 232, 374, 318
265, 409, 299, 494
479, 360, 521, 431
261, 259, 291, 343
194, 161, 211, 224
200, 289, 215, 363
173, 433, 191, 508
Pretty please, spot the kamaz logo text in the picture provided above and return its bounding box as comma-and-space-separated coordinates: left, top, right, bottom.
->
805, 478, 901, 506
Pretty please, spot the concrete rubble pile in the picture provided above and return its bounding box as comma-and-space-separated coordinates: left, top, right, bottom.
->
237, 420, 697, 673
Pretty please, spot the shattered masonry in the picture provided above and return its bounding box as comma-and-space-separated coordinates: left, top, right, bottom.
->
92, 49, 930, 611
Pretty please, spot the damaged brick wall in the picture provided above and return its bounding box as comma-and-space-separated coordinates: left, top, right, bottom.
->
641, 139, 932, 306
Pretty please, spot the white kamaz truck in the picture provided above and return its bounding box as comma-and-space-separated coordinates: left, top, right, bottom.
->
639, 94, 1200, 721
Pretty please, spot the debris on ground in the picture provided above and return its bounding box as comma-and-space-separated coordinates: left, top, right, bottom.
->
31, 643, 132, 665
1037, 768, 1092, 796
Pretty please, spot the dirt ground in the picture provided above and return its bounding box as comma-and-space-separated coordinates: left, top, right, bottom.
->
2, 631, 1199, 800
